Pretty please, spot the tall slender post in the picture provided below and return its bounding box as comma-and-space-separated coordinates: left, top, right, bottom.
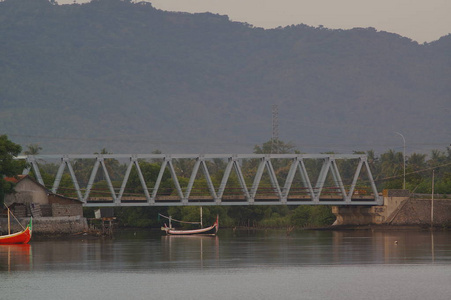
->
272, 104, 279, 154
395, 132, 406, 189
431, 169, 435, 228
7, 207, 11, 235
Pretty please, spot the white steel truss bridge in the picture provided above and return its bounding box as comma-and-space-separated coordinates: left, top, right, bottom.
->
17, 154, 383, 207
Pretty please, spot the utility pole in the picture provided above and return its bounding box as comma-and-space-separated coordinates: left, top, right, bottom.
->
395, 132, 406, 189
431, 169, 435, 228
272, 104, 279, 154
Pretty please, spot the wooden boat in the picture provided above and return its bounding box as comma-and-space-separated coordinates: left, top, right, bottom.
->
162, 216, 219, 236
160, 207, 219, 235
0, 207, 32, 244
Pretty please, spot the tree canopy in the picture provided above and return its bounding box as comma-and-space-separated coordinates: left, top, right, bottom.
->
0, 135, 23, 204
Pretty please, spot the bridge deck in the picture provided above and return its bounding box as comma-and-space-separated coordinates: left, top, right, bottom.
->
85, 195, 379, 207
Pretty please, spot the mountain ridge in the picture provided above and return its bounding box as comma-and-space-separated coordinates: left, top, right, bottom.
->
1, 0, 450, 155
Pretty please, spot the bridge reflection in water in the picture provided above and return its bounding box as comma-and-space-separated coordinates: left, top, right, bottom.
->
17, 153, 382, 207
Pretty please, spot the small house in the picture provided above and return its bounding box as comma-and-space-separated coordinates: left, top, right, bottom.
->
3, 175, 83, 218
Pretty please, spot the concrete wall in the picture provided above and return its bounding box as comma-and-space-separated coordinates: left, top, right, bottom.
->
48, 194, 82, 206
0, 216, 88, 235
4, 178, 49, 205
333, 190, 451, 226
332, 206, 374, 225
52, 203, 83, 217
390, 199, 451, 226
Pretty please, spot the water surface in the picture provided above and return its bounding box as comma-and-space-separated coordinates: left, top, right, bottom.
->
1, 229, 450, 299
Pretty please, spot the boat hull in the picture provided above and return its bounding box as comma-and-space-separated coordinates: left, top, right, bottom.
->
163, 217, 219, 236
0, 218, 32, 244
0, 227, 32, 244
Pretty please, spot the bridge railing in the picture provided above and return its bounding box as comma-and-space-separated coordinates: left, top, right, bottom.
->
16, 153, 383, 206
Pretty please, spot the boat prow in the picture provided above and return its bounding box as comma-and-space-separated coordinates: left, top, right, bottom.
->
0, 218, 32, 244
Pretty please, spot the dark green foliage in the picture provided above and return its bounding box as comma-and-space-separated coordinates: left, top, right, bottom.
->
24, 144, 42, 155
232, 205, 336, 228
253, 139, 297, 154
308, 206, 336, 226
290, 206, 312, 227
228, 206, 267, 226
114, 207, 161, 227
288, 206, 335, 227
0, 135, 24, 204
127, 161, 172, 195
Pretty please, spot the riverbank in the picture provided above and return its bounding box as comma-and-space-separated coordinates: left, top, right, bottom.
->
0, 215, 88, 236
311, 223, 450, 231
2, 217, 448, 240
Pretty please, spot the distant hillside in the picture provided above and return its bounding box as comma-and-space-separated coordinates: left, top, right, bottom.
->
1, 0, 450, 154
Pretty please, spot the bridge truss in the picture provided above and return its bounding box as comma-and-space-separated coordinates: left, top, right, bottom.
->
17, 154, 383, 207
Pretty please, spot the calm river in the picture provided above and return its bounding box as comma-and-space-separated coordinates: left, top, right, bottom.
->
1, 228, 451, 299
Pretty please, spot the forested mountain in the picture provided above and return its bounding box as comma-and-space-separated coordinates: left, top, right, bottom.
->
1, 0, 450, 154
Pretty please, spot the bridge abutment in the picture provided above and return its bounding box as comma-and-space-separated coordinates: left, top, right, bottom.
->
333, 190, 451, 226
333, 190, 410, 225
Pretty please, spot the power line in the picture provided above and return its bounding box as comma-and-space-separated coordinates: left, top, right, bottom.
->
374, 161, 451, 183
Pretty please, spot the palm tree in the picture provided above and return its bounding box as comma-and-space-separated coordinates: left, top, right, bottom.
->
24, 144, 42, 155
380, 149, 404, 189
406, 153, 427, 188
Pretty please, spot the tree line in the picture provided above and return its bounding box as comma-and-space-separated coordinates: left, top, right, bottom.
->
1, 135, 450, 228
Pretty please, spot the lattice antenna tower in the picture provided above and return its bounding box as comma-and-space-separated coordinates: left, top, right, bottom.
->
271, 104, 279, 153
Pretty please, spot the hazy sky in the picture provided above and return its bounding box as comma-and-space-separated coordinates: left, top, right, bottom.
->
59, 0, 451, 43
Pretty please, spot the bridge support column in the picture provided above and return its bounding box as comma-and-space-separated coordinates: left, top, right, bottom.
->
332, 190, 410, 226
332, 206, 375, 225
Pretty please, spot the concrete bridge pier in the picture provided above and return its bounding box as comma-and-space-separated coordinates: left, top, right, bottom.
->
332, 206, 375, 225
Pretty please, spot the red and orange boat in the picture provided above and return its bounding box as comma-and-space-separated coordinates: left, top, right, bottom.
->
0, 207, 32, 244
